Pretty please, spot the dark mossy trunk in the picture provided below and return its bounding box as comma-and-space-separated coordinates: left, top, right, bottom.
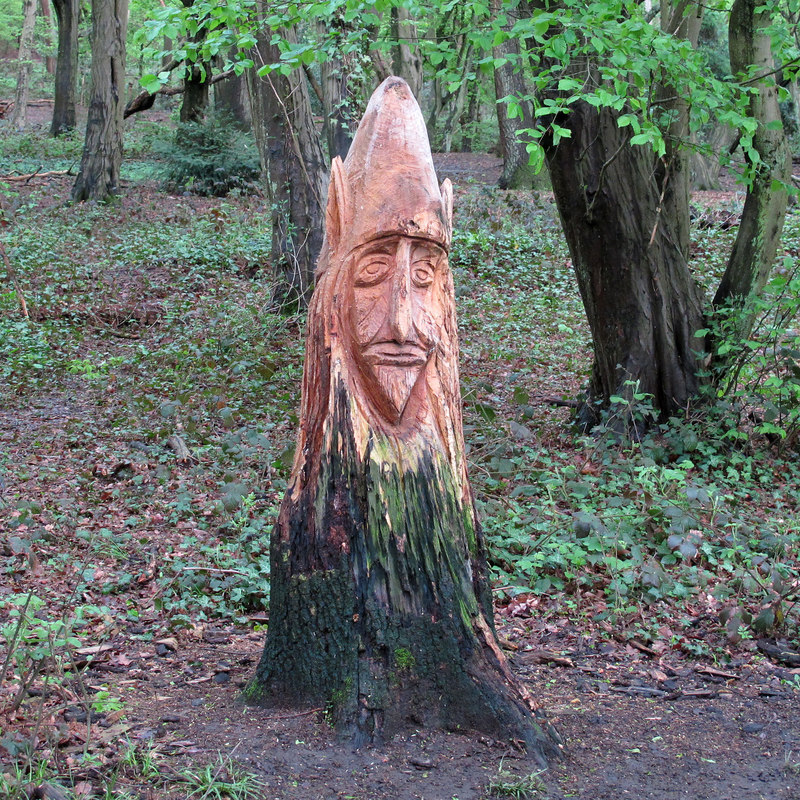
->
544, 102, 706, 427
254, 387, 557, 758
180, 62, 210, 123
51, 0, 79, 135
247, 21, 327, 305
71, 0, 128, 203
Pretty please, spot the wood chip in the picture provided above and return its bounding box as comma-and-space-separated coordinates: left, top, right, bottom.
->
515, 649, 574, 668
696, 666, 740, 680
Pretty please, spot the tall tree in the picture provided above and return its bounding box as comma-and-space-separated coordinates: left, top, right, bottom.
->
11, 0, 38, 131
39, 0, 57, 74
492, 0, 543, 188
50, 0, 80, 135
530, 0, 791, 425
391, 5, 422, 96
179, 0, 210, 123
72, 0, 129, 203
248, 20, 328, 303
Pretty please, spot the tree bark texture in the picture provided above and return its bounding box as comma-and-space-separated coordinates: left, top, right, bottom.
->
11, 0, 38, 131
50, 0, 79, 134
39, 0, 57, 74
215, 70, 251, 129
713, 0, 791, 316
655, 2, 703, 267
71, 0, 129, 203
179, 0, 210, 124
252, 78, 559, 761
319, 50, 358, 160
248, 21, 328, 304
545, 100, 706, 427
390, 8, 422, 97
492, 0, 545, 189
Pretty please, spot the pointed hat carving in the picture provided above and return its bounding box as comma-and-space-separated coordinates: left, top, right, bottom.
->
340, 77, 452, 250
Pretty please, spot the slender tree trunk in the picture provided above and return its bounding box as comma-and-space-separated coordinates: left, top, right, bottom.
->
72, 0, 129, 203
460, 79, 480, 152
492, 5, 543, 189
179, 0, 210, 124
391, 6, 422, 96
318, 22, 360, 161
50, 0, 79, 135
39, 0, 57, 74
215, 70, 251, 129
248, 21, 327, 304
713, 0, 791, 318
11, 0, 38, 131
441, 42, 473, 153
655, 3, 703, 268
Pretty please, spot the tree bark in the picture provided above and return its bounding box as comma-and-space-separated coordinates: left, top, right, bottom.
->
545, 100, 706, 428
441, 42, 473, 153
50, 0, 79, 135
215, 70, 251, 130
251, 80, 561, 760
71, 0, 129, 203
39, 0, 57, 74
11, 0, 38, 131
391, 6, 422, 97
180, 60, 210, 123
248, 21, 328, 304
318, 20, 359, 161
492, 1, 544, 189
713, 0, 791, 319
179, 0, 210, 124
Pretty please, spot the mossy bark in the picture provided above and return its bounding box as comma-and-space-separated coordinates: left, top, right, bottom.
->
254, 386, 558, 760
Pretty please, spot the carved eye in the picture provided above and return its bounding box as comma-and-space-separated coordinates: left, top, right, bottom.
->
412, 261, 435, 288
355, 257, 392, 287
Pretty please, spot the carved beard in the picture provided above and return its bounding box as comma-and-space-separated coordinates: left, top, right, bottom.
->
370, 361, 428, 421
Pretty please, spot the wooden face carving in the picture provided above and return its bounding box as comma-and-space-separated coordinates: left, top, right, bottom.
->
348, 234, 447, 423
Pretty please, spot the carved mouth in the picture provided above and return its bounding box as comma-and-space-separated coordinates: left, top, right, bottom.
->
362, 341, 429, 367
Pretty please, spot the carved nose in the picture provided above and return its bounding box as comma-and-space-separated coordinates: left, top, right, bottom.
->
389, 243, 413, 343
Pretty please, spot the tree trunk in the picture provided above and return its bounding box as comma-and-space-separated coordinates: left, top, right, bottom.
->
248, 21, 327, 304
319, 29, 359, 160
179, 1, 210, 124
391, 6, 422, 97
39, 0, 57, 74
656, 2, 703, 268
545, 101, 706, 428
252, 79, 560, 762
492, 6, 544, 189
692, 124, 736, 190
441, 42, 473, 153
460, 79, 480, 152
11, 0, 38, 131
215, 69, 251, 129
50, 0, 79, 135
180, 60, 210, 123
71, 0, 129, 203
713, 0, 791, 320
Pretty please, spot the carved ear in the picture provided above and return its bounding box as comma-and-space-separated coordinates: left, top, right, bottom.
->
440, 179, 453, 245
326, 157, 350, 253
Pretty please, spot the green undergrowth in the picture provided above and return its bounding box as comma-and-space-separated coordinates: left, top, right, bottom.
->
2, 174, 800, 665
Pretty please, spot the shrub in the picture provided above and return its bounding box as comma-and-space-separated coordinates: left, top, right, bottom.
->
154, 113, 261, 197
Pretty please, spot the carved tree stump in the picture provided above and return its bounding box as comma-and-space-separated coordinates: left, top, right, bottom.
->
252, 77, 559, 761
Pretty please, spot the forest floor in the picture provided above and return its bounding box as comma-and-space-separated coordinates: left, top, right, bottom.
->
1, 114, 799, 800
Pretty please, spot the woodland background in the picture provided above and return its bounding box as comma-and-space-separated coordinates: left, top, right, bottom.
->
1, 0, 800, 798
